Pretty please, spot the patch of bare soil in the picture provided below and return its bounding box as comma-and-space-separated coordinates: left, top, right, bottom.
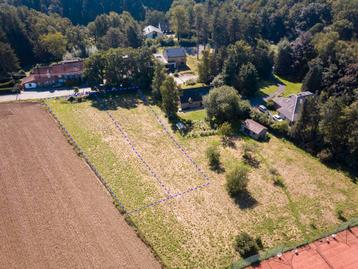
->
0, 102, 160, 269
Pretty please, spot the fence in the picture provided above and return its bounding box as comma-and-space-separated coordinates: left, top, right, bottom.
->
231, 217, 358, 269
42, 102, 127, 214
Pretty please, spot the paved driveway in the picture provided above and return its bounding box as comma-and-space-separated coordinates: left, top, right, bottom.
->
0, 87, 92, 103
172, 73, 198, 86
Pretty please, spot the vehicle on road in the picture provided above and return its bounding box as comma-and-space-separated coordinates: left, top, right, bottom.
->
273, 114, 284, 121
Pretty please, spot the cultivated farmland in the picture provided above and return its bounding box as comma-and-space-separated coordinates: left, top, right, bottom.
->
0, 102, 160, 269
47, 93, 358, 268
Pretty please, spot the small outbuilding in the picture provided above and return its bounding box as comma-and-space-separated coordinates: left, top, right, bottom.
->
241, 119, 268, 140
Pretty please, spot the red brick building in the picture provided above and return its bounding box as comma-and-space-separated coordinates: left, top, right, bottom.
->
21, 59, 84, 89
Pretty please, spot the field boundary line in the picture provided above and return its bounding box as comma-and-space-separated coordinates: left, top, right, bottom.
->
42, 102, 128, 213
42, 100, 169, 268
92, 92, 211, 215
138, 90, 210, 182
128, 182, 210, 215
93, 93, 172, 196
46, 92, 210, 216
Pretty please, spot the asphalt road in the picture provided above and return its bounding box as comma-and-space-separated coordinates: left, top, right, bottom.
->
0, 87, 92, 103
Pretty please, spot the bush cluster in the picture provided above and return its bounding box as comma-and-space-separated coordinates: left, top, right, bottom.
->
206, 145, 221, 171
226, 164, 249, 197
235, 232, 263, 258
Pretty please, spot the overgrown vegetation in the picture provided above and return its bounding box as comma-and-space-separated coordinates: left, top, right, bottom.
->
226, 164, 250, 197
47, 97, 358, 268
206, 144, 221, 171
235, 232, 263, 258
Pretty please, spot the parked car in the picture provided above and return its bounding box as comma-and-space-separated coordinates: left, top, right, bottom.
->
258, 105, 268, 113
273, 114, 283, 121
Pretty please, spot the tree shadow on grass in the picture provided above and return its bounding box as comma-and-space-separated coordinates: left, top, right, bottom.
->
233, 192, 258, 210
89, 90, 139, 111
249, 74, 282, 107
210, 163, 225, 174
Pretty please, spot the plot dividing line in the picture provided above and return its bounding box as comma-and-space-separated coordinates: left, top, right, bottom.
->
138, 90, 210, 182
44, 103, 128, 212
128, 182, 210, 215
91, 91, 211, 215
93, 93, 171, 196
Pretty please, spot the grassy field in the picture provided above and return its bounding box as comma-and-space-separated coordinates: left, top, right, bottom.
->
179, 109, 206, 121
259, 75, 302, 97
46, 94, 358, 268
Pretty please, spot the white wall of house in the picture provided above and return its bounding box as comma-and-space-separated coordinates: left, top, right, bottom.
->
24, 82, 37, 89
144, 31, 163, 39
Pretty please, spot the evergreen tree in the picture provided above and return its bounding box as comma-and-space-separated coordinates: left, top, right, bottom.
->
152, 62, 167, 101
274, 39, 294, 77
198, 50, 211, 84
169, 5, 189, 40
290, 97, 322, 152
160, 76, 178, 117
235, 63, 258, 97
302, 61, 323, 93
0, 42, 19, 79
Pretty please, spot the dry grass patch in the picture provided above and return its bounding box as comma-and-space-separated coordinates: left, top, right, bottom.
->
46, 95, 358, 269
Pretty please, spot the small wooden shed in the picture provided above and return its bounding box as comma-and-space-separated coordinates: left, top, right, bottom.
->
241, 119, 268, 140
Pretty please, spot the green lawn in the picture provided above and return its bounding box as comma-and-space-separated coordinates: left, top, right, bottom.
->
46, 95, 358, 269
179, 109, 206, 121
278, 76, 303, 97
259, 74, 302, 97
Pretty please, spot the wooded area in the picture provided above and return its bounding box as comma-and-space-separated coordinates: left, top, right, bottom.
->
0, 0, 357, 173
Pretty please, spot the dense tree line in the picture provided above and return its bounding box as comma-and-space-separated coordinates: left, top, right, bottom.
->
84, 47, 153, 89
198, 40, 273, 97
0, 3, 92, 71
2, 0, 174, 23
87, 12, 142, 50
0, 2, 142, 75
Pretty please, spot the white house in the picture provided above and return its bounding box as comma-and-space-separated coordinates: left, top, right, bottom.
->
143, 25, 163, 39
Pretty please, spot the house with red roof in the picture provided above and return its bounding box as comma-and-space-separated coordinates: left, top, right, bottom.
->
20, 59, 84, 90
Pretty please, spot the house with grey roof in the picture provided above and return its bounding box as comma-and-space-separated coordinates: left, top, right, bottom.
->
163, 47, 187, 69
273, 91, 313, 123
143, 25, 163, 39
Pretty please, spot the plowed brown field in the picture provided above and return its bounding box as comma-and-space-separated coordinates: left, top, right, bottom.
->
0, 102, 160, 269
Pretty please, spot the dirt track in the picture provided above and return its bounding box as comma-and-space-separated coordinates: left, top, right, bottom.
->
0, 102, 160, 269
